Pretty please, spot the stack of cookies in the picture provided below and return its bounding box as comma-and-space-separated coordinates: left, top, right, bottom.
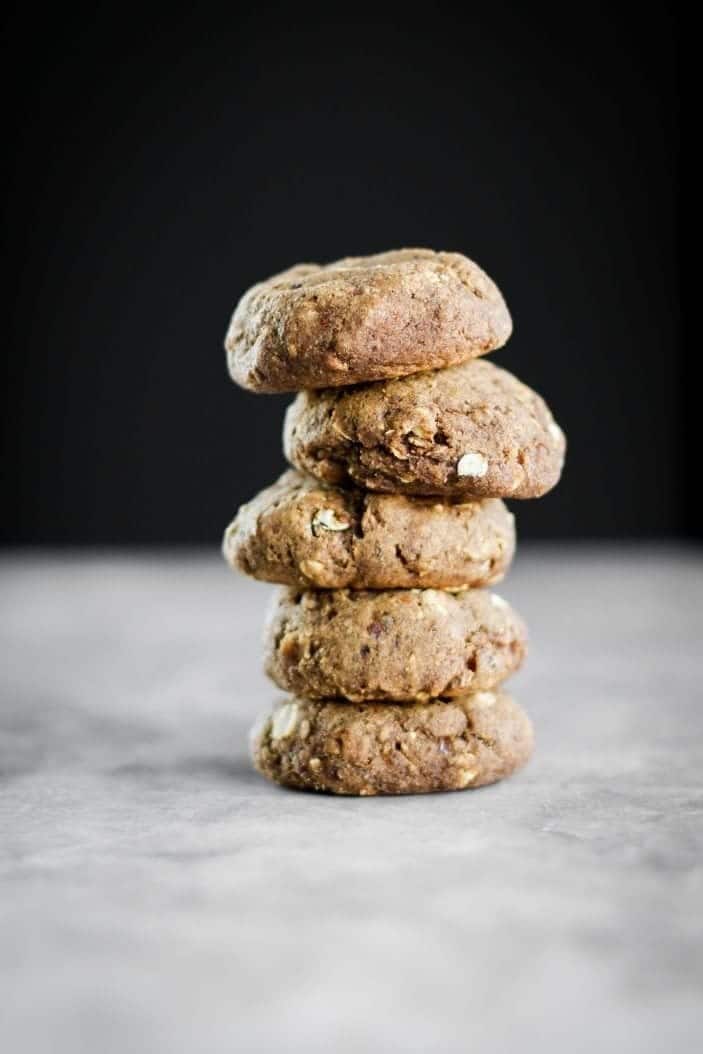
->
223, 249, 565, 796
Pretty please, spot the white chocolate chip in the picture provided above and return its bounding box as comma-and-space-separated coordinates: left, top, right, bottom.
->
490, 593, 508, 610
473, 691, 496, 709
271, 702, 299, 740
457, 768, 478, 787
299, 558, 329, 584
308, 757, 321, 770
423, 591, 448, 613
311, 508, 351, 535
548, 421, 563, 442
456, 452, 488, 478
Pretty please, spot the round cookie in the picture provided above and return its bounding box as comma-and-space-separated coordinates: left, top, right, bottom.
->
224, 470, 516, 590
284, 358, 566, 499
264, 587, 526, 702
225, 248, 512, 393
251, 692, 533, 795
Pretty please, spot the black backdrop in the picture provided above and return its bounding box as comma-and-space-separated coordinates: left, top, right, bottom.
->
3, 4, 682, 545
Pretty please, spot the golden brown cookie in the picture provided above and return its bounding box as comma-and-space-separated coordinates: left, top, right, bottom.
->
264, 587, 526, 702
224, 470, 515, 590
251, 692, 533, 795
284, 358, 565, 499
225, 249, 512, 392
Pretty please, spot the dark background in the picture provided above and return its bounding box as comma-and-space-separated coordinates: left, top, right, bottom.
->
2, 3, 682, 545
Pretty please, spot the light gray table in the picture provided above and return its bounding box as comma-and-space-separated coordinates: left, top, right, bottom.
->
1, 548, 701, 1054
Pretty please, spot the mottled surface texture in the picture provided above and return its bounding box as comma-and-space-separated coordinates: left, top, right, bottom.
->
225, 470, 515, 589
1, 550, 701, 1054
252, 692, 533, 795
225, 249, 512, 392
284, 358, 566, 498
263, 586, 526, 702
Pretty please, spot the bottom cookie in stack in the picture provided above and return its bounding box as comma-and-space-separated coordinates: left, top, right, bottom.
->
250, 692, 533, 796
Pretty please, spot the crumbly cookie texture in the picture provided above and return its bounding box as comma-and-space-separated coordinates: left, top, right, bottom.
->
225, 249, 512, 393
251, 692, 533, 795
264, 587, 526, 703
224, 469, 516, 590
284, 358, 566, 499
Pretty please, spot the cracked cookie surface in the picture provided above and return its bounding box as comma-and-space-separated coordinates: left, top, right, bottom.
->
284, 358, 566, 498
224, 469, 515, 589
251, 692, 533, 795
264, 587, 526, 702
225, 248, 512, 392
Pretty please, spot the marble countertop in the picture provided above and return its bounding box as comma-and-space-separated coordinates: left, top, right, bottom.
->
1, 548, 701, 1054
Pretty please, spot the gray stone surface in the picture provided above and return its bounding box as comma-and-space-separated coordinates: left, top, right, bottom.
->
1, 548, 701, 1054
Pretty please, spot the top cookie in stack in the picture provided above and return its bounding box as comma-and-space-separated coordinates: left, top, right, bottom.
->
223, 249, 566, 797
225, 248, 512, 392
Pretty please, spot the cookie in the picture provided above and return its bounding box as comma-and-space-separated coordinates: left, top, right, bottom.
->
224, 470, 515, 590
251, 691, 533, 795
225, 249, 512, 392
264, 587, 526, 702
285, 358, 565, 499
